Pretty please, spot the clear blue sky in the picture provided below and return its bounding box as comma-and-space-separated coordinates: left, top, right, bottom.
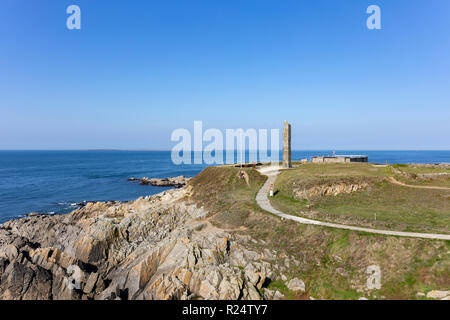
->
0, 0, 449, 150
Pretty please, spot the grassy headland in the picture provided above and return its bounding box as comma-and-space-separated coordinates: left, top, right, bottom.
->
188, 165, 449, 300
270, 163, 450, 234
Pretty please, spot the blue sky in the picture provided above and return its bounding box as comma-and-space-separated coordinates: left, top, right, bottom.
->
0, 0, 449, 150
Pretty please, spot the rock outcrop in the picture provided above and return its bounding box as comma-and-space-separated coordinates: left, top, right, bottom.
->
128, 176, 190, 188
426, 290, 450, 300
287, 278, 305, 292
294, 181, 369, 200
0, 188, 276, 300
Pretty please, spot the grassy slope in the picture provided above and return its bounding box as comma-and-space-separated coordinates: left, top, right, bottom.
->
270, 163, 450, 234
393, 164, 450, 188
188, 166, 450, 300
395, 175, 450, 188
392, 164, 450, 175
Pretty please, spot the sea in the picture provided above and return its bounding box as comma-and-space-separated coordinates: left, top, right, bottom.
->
0, 150, 449, 223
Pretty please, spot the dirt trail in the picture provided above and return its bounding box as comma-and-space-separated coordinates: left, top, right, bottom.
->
255, 167, 450, 240
386, 176, 450, 190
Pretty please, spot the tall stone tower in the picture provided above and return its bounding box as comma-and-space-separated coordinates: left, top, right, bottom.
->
283, 120, 292, 168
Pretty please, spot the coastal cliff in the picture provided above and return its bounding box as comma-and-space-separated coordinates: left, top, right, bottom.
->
0, 186, 278, 300
1, 165, 448, 300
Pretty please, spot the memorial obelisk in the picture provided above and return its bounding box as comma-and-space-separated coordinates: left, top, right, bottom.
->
282, 121, 292, 168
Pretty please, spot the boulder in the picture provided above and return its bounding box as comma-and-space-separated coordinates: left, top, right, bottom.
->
1, 245, 18, 261
287, 278, 305, 292
83, 272, 99, 294
426, 290, 450, 299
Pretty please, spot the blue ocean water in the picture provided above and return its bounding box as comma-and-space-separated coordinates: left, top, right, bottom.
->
0, 150, 449, 223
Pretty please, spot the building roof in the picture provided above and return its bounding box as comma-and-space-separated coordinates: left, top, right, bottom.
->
313, 155, 368, 158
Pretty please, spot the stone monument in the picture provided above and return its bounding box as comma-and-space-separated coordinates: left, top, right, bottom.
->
283, 120, 292, 168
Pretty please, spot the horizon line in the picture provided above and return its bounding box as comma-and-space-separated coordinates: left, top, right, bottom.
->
1, 149, 450, 152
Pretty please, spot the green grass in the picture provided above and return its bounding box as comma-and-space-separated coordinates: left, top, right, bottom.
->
270, 164, 450, 233
267, 280, 295, 299
188, 165, 450, 300
189, 166, 266, 228
329, 231, 351, 250
392, 164, 450, 188
285, 162, 392, 178
333, 289, 361, 300
394, 164, 450, 175
396, 174, 450, 188
313, 182, 450, 232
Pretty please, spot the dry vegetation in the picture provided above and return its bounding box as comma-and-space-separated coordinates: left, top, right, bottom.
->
270, 163, 450, 234
392, 164, 450, 188
188, 166, 450, 300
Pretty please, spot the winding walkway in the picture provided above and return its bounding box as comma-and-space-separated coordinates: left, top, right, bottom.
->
256, 167, 450, 240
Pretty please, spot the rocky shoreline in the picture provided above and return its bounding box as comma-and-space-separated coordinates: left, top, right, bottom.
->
128, 176, 191, 188
0, 186, 285, 300
1, 166, 448, 300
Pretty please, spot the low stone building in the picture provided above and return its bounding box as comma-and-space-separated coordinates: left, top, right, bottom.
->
312, 155, 368, 163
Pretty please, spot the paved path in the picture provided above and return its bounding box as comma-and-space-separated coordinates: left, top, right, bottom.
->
256, 167, 450, 241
